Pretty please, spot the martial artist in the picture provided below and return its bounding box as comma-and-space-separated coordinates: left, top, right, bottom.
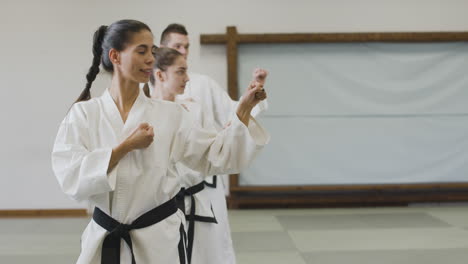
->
144, 46, 267, 263
157, 23, 268, 264
51, 19, 269, 264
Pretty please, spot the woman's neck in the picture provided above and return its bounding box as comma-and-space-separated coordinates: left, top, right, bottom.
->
109, 74, 139, 122
151, 83, 175, 102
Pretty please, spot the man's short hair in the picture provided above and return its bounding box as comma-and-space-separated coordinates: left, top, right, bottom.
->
160, 23, 188, 45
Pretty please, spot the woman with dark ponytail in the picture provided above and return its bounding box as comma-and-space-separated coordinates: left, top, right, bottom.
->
52, 19, 269, 264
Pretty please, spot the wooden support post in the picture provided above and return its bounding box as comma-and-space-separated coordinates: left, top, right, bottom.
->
226, 26, 240, 203
226, 26, 239, 100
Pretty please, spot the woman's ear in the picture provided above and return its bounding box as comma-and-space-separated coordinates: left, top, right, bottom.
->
156, 70, 165, 82
109, 48, 121, 66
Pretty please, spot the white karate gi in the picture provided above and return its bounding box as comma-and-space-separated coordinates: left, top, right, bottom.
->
51, 88, 269, 264
175, 72, 268, 264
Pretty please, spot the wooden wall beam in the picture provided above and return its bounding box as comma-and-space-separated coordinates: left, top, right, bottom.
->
0, 209, 88, 218
230, 183, 468, 192
202, 32, 468, 44
226, 26, 240, 191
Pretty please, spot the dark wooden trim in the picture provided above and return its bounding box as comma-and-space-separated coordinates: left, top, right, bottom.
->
0, 209, 88, 218
227, 190, 468, 209
230, 183, 468, 192
201, 31, 468, 44
229, 174, 239, 190
201, 34, 228, 44
226, 26, 239, 100
226, 26, 240, 194
227, 183, 468, 208
201, 27, 468, 208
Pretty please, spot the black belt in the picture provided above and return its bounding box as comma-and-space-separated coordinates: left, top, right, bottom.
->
177, 176, 218, 264
203, 175, 217, 188
93, 196, 182, 264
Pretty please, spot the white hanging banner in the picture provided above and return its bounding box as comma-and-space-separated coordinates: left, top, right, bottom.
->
238, 42, 468, 185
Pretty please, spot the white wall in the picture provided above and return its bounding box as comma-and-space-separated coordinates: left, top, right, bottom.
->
1, 0, 468, 209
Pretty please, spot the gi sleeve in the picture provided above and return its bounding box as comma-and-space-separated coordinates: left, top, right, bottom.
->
51, 104, 116, 202
171, 107, 270, 177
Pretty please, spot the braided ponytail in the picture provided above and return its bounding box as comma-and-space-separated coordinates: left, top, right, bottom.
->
75, 25, 107, 103
142, 83, 151, 98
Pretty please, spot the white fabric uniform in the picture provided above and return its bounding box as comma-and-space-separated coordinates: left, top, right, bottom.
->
175, 72, 268, 264
51, 89, 269, 264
